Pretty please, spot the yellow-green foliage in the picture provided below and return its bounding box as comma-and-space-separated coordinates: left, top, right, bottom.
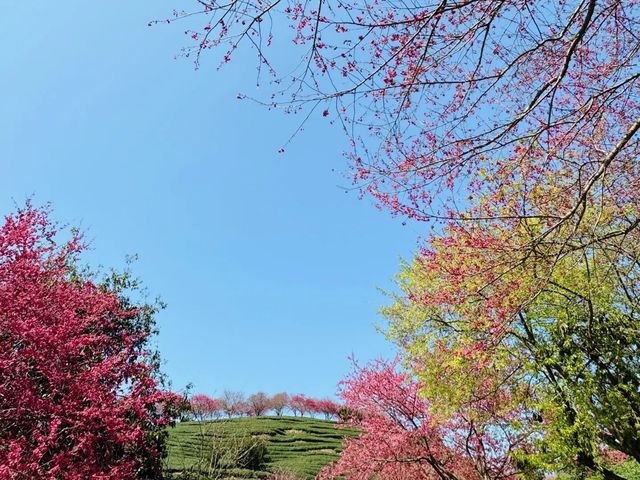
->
382, 230, 640, 478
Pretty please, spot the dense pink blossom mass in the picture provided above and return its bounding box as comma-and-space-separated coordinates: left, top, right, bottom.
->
0, 206, 182, 479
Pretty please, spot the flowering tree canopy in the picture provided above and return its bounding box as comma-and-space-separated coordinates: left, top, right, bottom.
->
164, 0, 640, 290
320, 359, 531, 480
248, 392, 271, 416
269, 392, 290, 416
190, 394, 223, 420
383, 227, 639, 478
167, 0, 639, 229
220, 390, 247, 418
0, 205, 183, 480
186, 391, 342, 419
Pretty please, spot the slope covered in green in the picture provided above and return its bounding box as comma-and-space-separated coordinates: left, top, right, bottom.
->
165, 416, 358, 479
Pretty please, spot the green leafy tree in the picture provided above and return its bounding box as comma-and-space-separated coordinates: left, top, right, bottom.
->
383, 215, 639, 479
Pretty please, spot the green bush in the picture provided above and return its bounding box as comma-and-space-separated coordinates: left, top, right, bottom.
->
234, 436, 268, 470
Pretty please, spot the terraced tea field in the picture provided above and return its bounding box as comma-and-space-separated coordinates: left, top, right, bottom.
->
165, 416, 358, 479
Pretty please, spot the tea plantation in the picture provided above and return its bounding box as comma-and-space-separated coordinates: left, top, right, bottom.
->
164, 416, 358, 479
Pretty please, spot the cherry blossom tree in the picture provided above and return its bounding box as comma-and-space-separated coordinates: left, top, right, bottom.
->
269, 392, 290, 416
162, 1, 640, 314
300, 397, 341, 419
190, 394, 223, 421
247, 391, 271, 416
320, 359, 531, 480
384, 240, 640, 478
220, 390, 247, 418
316, 399, 341, 420
0, 205, 184, 480
165, 0, 640, 237
288, 394, 309, 417
302, 397, 320, 417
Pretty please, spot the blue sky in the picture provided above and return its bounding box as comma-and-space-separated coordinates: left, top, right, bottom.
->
1, 1, 420, 399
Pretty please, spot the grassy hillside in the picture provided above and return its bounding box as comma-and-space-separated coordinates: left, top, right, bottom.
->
165, 416, 358, 479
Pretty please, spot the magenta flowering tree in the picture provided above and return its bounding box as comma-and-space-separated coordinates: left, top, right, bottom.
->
304, 398, 341, 420
188, 391, 342, 419
320, 359, 531, 480
0, 205, 183, 480
288, 394, 310, 417
190, 394, 223, 420
161, 2, 640, 326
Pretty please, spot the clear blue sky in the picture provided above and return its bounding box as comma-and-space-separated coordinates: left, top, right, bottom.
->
0, 1, 420, 399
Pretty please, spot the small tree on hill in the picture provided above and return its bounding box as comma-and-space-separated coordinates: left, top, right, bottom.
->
317, 399, 341, 420
247, 392, 271, 417
220, 390, 246, 418
269, 392, 289, 416
302, 397, 320, 417
190, 394, 222, 421
289, 395, 309, 417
